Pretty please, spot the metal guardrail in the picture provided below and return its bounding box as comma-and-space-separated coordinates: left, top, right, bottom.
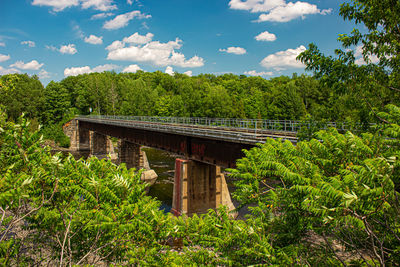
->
77, 115, 358, 133
76, 115, 372, 145
77, 116, 301, 145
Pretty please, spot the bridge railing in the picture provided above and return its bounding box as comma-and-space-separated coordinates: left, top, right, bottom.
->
77, 115, 363, 134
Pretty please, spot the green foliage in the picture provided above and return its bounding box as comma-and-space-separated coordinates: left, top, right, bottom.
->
0, 111, 289, 265
338, 0, 400, 73
0, 74, 45, 121
47, 70, 391, 124
3, 66, 395, 148
230, 118, 400, 264
6, 70, 386, 128
40, 111, 76, 148
0, 74, 19, 92
298, 0, 400, 126
40, 123, 71, 148
0, 110, 172, 265
1, 2, 400, 265
42, 81, 71, 125
297, 114, 327, 141
233, 1, 400, 264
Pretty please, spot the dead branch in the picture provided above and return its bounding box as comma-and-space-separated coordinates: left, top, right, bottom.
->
322, 233, 347, 266
59, 214, 73, 267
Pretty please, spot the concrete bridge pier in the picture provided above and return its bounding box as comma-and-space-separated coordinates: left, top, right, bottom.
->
63, 119, 90, 151
118, 140, 157, 185
89, 131, 116, 160
172, 159, 235, 216
118, 140, 143, 169
78, 127, 90, 150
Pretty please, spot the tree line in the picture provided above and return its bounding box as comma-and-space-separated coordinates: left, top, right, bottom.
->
2, 70, 396, 123
1, 63, 398, 146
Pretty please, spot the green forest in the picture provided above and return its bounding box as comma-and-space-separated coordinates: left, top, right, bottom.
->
1, 0, 400, 265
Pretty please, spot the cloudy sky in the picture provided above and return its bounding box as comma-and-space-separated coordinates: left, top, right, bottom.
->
0, 0, 357, 84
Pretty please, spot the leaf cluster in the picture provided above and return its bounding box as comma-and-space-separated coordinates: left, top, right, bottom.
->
230, 110, 400, 265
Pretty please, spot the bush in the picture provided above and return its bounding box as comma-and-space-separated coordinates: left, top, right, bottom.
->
0, 111, 170, 265
40, 123, 70, 148
230, 105, 400, 265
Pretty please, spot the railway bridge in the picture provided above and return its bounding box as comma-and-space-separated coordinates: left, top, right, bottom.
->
64, 115, 304, 216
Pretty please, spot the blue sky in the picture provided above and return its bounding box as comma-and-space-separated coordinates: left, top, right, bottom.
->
0, 0, 358, 84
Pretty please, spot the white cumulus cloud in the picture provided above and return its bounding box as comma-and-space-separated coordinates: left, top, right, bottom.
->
93, 64, 119, 72
165, 66, 174, 75
122, 64, 142, 73
257, 2, 331, 22
64, 66, 91, 76
32, 0, 117, 12
255, 31, 276, 42
229, 0, 331, 22
21, 40, 36, 47
72, 24, 85, 39
91, 12, 114, 20
39, 69, 51, 79
47, 44, 78, 54
45, 45, 57, 51
183, 70, 192, 77
229, 0, 285, 12
244, 70, 273, 76
81, 0, 117, 11
0, 54, 10, 62
123, 32, 154, 44
0, 42, 5, 47
64, 64, 119, 76
107, 35, 204, 68
84, 35, 103, 45
10, 60, 44, 70
219, 47, 247, 55
106, 40, 125, 51
260, 45, 306, 70
354, 45, 379, 65
0, 66, 20, 75
32, 0, 80, 12
59, 44, 77, 54
103, 10, 151, 30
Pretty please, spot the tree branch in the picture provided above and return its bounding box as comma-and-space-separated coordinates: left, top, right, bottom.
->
388, 86, 400, 92
59, 214, 73, 267
0, 207, 6, 228
363, 218, 385, 266
339, 231, 373, 267
322, 233, 347, 266
76, 241, 113, 265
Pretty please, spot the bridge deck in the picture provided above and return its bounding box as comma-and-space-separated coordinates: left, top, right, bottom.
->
72, 116, 372, 167
76, 116, 298, 145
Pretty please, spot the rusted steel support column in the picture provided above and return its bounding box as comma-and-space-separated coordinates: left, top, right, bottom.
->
89, 131, 115, 159
172, 159, 235, 216
171, 159, 189, 216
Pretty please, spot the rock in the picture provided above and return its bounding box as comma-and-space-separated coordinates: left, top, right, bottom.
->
141, 169, 158, 186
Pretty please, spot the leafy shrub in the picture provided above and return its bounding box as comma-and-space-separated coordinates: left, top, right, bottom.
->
40, 123, 70, 148
0, 110, 171, 265
230, 105, 400, 265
